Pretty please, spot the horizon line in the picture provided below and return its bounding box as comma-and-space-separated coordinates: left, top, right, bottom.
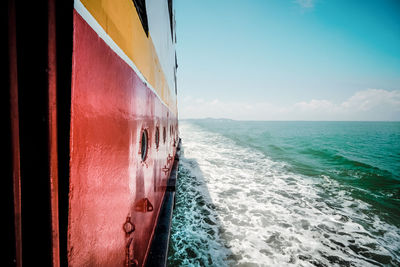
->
178, 118, 400, 122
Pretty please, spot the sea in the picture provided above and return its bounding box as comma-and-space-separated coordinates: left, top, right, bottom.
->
167, 119, 400, 267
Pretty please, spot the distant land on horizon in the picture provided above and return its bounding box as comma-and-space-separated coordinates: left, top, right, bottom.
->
180, 118, 400, 122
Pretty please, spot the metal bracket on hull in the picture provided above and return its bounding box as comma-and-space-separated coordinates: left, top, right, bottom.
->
123, 216, 136, 237
167, 154, 173, 164
134, 198, 154, 213
124, 217, 138, 266
162, 165, 170, 175
125, 237, 138, 267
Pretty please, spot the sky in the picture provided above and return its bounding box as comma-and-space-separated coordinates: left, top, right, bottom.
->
174, 0, 400, 121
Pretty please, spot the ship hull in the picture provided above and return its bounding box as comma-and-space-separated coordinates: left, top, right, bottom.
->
68, 10, 178, 266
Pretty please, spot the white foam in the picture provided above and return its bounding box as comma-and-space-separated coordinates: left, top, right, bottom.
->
169, 121, 400, 266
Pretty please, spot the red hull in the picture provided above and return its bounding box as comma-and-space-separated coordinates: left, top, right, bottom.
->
68, 11, 178, 266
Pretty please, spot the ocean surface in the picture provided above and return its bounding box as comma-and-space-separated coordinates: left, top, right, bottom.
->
167, 119, 400, 267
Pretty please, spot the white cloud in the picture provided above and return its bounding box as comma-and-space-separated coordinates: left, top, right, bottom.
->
179, 89, 400, 121
341, 89, 400, 111
294, 99, 337, 112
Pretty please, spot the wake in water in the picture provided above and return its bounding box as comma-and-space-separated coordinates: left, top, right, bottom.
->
168, 121, 400, 267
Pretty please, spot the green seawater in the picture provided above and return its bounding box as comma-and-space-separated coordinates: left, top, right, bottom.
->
169, 120, 400, 266
193, 120, 400, 226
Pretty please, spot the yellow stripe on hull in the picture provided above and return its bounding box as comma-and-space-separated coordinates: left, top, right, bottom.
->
80, 0, 176, 114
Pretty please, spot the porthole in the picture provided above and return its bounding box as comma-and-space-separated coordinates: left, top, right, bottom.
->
140, 129, 148, 161
163, 127, 166, 144
155, 127, 160, 149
